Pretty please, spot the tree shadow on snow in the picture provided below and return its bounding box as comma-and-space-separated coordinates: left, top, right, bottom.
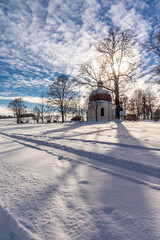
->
2, 122, 160, 240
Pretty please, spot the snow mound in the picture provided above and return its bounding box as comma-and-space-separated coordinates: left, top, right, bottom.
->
0, 205, 40, 240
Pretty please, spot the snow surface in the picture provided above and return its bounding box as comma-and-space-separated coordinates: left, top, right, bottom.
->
0, 119, 160, 240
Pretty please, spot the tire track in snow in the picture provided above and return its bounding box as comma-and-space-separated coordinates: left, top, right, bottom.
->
1, 132, 160, 190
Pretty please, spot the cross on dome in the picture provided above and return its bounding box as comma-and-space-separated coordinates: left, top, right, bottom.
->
98, 80, 103, 88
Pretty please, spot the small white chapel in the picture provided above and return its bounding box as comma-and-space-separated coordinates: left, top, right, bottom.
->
87, 80, 112, 121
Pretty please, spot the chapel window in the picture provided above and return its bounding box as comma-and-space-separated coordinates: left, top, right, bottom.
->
101, 108, 104, 116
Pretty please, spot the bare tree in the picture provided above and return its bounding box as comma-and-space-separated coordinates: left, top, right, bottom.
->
80, 28, 140, 120
95, 28, 140, 119
127, 88, 158, 120
33, 106, 41, 123
8, 98, 27, 123
69, 85, 88, 121
38, 94, 46, 123
144, 28, 160, 81
120, 94, 128, 114
145, 29, 160, 57
88, 97, 102, 121
32, 95, 46, 123
127, 99, 136, 116
128, 89, 143, 119
47, 74, 75, 123
69, 99, 79, 119
45, 105, 54, 123
80, 61, 107, 89
144, 88, 159, 120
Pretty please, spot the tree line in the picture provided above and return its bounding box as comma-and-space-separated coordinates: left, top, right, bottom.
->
123, 88, 159, 120
7, 75, 87, 124
8, 27, 160, 123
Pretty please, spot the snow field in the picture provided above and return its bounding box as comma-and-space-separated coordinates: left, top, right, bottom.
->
0, 120, 160, 239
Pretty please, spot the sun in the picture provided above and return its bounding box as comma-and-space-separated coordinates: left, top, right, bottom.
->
109, 56, 130, 76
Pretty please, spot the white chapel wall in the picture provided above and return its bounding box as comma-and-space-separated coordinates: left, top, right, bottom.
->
88, 102, 112, 121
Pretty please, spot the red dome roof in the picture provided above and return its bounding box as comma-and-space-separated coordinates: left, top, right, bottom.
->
89, 88, 112, 102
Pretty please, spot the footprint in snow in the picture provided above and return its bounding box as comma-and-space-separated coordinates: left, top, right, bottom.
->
58, 156, 63, 160
79, 180, 90, 185
103, 207, 114, 215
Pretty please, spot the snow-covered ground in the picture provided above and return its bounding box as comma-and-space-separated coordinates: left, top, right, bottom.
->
0, 119, 160, 240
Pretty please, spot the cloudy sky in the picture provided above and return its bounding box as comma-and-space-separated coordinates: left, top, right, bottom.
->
0, 0, 159, 115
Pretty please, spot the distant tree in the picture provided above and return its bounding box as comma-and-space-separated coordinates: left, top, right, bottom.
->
80, 28, 140, 120
33, 106, 41, 123
44, 105, 53, 123
47, 74, 75, 123
32, 95, 46, 123
38, 95, 46, 123
8, 98, 27, 123
127, 99, 136, 116
128, 89, 143, 119
154, 109, 160, 121
80, 99, 88, 121
69, 85, 87, 121
120, 94, 128, 114
143, 88, 159, 120
69, 99, 79, 118
127, 88, 158, 120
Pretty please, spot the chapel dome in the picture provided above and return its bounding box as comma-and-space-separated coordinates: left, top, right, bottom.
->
89, 81, 112, 102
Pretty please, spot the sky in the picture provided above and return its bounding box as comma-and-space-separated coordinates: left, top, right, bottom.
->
0, 0, 160, 115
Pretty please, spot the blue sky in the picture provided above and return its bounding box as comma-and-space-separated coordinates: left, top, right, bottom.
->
0, 0, 160, 115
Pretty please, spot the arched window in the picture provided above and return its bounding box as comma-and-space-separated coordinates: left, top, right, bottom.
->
101, 107, 104, 116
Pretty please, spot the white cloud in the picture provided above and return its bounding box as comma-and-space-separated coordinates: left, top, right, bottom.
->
0, 0, 110, 80
0, 96, 45, 104
0, 106, 13, 116
108, 1, 151, 41
0, 0, 159, 101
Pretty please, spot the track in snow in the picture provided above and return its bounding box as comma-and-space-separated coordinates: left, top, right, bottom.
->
1, 132, 160, 190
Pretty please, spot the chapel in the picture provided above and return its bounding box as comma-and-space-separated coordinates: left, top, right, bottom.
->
87, 80, 112, 121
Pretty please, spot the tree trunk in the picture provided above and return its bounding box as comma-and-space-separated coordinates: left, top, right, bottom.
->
115, 81, 120, 120
150, 109, 153, 120
95, 102, 98, 121
17, 115, 20, 124
142, 96, 146, 120
95, 109, 98, 121
61, 111, 64, 123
